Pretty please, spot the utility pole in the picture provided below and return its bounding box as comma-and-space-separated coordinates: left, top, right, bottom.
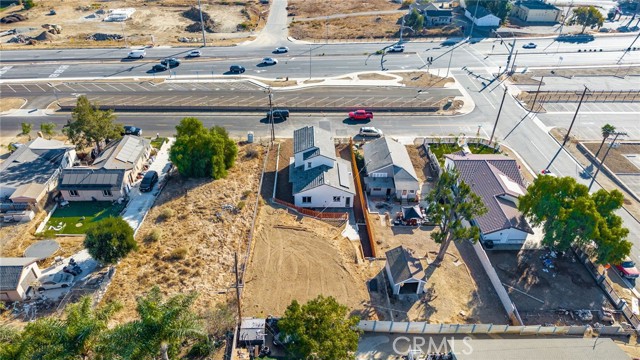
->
589, 131, 627, 190
509, 50, 519, 74
120, 22, 128, 48
309, 44, 312, 79
326, 16, 329, 44
267, 87, 275, 142
489, 86, 508, 146
446, 45, 455, 77
504, 39, 516, 75
400, 14, 406, 43
197, 0, 207, 47
562, 86, 589, 147
234, 252, 242, 323
530, 75, 544, 113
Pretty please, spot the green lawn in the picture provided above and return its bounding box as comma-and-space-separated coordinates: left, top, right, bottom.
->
150, 137, 167, 149
429, 143, 500, 165
46, 201, 127, 234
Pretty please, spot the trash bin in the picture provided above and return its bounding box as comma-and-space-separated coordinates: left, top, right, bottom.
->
247, 131, 254, 143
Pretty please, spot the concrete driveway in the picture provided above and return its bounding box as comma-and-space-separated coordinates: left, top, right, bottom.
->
121, 138, 175, 234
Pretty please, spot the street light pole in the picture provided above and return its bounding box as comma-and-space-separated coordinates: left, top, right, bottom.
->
267, 87, 275, 142
489, 86, 508, 146
197, 0, 207, 47
589, 131, 627, 190
446, 45, 454, 77
561, 86, 589, 147
309, 44, 312, 79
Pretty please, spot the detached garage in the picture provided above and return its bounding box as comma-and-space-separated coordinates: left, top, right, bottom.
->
385, 246, 426, 297
0, 258, 41, 302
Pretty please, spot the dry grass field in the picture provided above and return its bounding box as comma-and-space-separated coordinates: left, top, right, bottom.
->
290, 14, 401, 40
0, 0, 264, 48
287, 0, 401, 18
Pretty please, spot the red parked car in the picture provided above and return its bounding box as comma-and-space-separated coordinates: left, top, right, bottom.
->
348, 109, 374, 120
615, 258, 640, 279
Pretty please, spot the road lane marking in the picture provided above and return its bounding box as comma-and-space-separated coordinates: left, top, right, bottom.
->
34, 84, 46, 92
19, 84, 31, 93
49, 65, 69, 78
0, 66, 13, 77
415, 53, 427, 66
6, 85, 16, 93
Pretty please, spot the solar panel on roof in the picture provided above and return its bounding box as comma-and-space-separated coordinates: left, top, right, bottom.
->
115, 137, 143, 163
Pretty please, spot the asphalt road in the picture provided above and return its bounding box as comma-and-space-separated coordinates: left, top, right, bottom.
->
1, 35, 639, 81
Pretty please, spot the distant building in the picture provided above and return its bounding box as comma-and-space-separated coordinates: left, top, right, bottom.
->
59, 135, 150, 201
289, 126, 355, 208
512, 0, 562, 23
465, 5, 501, 27
424, 3, 454, 26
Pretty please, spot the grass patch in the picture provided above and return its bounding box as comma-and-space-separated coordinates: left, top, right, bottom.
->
150, 137, 167, 149
46, 201, 127, 234
429, 143, 500, 165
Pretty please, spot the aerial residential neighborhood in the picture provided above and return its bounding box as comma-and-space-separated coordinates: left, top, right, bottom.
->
0, 0, 640, 359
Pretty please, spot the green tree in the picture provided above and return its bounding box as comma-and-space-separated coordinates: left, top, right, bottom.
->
84, 217, 137, 264
425, 169, 487, 263
63, 96, 122, 152
23, 0, 35, 10
518, 176, 630, 264
40, 122, 57, 139
97, 286, 204, 360
20, 122, 32, 137
594, 124, 616, 159
568, 6, 605, 33
0, 296, 121, 360
169, 117, 238, 179
278, 295, 361, 360
404, 8, 424, 32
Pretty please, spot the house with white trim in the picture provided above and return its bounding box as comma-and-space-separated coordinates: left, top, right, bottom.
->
385, 246, 426, 297
445, 154, 533, 249
465, 5, 501, 27
363, 137, 420, 200
289, 126, 355, 208
0, 258, 41, 302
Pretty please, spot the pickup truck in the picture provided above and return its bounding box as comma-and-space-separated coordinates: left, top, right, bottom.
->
348, 109, 374, 120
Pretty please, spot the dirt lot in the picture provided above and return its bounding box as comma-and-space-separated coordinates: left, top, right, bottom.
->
103, 143, 265, 322
0, 98, 26, 112
287, 0, 400, 19
242, 205, 377, 318
488, 249, 611, 326
0, 0, 263, 48
369, 216, 508, 324
290, 14, 400, 40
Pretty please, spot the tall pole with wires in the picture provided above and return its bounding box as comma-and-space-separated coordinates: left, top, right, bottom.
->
268, 87, 275, 142
489, 86, 508, 146
589, 131, 627, 190
197, 0, 207, 47
562, 86, 589, 147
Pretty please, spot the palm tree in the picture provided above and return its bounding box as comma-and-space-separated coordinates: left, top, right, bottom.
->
594, 124, 616, 159
0, 296, 121, 360
98, 286, 204, 360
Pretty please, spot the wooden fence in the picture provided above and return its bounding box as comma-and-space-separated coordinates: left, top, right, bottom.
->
349, 139, 377, 258
271, 198, 348, 221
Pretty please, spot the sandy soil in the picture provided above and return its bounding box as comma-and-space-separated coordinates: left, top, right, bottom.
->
582, 142, 640, 174
0, 0, 262, 48
358, 73, 396, 81
287, 0, 400, 18
394, 71, 454, 88
290, 14, 400, 40
0, 98, 26, 112
242, 205, 376, 317
103, 144, 264, 322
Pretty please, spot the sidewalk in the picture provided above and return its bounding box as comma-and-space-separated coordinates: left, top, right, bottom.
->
121, 137, 175, 234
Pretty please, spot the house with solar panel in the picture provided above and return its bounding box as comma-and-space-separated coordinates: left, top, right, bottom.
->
444, 153, 533, 250
289, 126, 355, 208
59, 135, 151, 201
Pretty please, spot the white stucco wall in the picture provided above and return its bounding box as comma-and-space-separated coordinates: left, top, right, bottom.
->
63, 188, 126, 202
294, 152, 334, 170
294, 185, 354, 208
482, 228, 529, 244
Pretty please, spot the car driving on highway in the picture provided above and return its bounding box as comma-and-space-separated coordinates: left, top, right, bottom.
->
615, 258, 640, 280
151, 64, 168, 72
261, 57, 278, 65
229, 65, 246, 73
387, 44, 405, 53
359, 127, 383, 137
522, 42, 537, 49
187, 49, 202, 57
160, 58, 181, 68
273, 46, 289, 53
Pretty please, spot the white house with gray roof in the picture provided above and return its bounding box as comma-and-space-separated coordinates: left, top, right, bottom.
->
0, 137, 75, 207
445, 154, 533, 249
289, 126, 355, 208
0, 257, 41, 302
362, 137, 420, 200
59, 135, 150, 201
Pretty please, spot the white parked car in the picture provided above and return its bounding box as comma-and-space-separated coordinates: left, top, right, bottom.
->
187, 49, 202, 57
359, 127, 383, 137
37, 272, 74, 292
274, 46, 289, 53
261, 57, 278, 65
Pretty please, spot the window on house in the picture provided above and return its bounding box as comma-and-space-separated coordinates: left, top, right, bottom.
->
373, 188, 382, 191
302, 196, 311, 203
69, 190, 79, 197
409, 190, 415, 193
333, 196, 341, 202
307, 162, 312, 169
103, 190, 113, 197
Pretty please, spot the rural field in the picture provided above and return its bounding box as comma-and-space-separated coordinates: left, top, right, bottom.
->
0, 0, 264, 48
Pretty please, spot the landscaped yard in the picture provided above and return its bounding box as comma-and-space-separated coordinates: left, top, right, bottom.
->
45, 201, 126, 234
150, 137, 167, 150
429, 143, 500, 165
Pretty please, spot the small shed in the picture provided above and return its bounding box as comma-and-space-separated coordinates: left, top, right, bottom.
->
239, 318, 266, 347
0, 257, 41, 302
385, 246, 426, 296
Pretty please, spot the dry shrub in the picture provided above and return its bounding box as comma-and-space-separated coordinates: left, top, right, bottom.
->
160, 208, 175, 220
169, 247, 188, 260
245, 145, 258, 159
146, 228, 163, 243
237, 201, 246, 211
